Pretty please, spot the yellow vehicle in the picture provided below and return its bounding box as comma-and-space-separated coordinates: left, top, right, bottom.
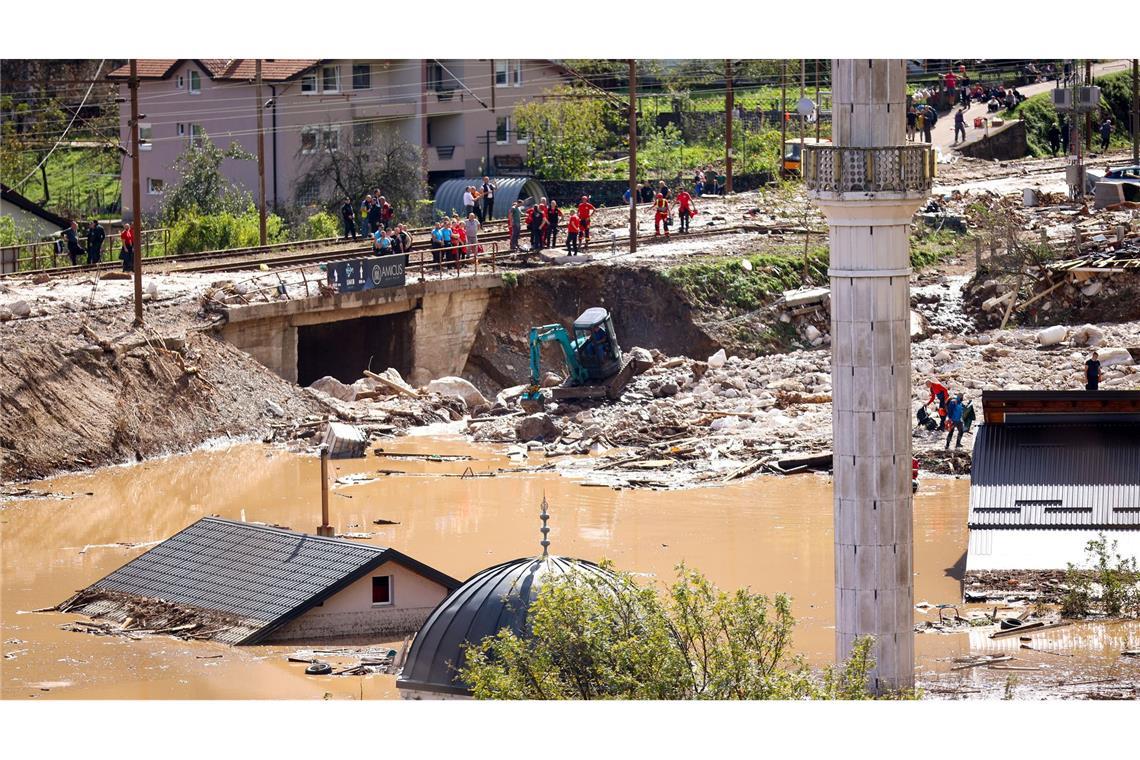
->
782, 137, 831, 177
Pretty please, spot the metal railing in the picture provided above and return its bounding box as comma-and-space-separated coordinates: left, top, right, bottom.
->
803, 145, 935, 195
1, 228, 171, 274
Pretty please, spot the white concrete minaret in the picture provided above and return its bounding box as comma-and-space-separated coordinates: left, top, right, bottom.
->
805, 60, 933, 693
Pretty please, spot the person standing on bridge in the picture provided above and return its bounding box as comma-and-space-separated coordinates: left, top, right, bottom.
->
340, 197, 358, 239
953, 108, 967, 145
86, 219, 106, 265
465, 213, 480, 257
360, 195, 373, 235
378, 197, 394, 231
367, 196, 382, 236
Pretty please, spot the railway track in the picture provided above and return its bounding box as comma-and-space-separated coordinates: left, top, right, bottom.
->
1, 220, 511, 279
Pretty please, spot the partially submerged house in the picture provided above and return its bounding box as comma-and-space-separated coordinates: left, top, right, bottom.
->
61, 517, 460, 644
966, 390, 1140, 571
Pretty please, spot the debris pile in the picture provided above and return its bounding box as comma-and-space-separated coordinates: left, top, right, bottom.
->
55, 588, 243, 642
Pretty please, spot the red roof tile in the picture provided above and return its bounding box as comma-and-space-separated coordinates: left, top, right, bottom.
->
108, 59, 318, 82
107, 60, 181, 79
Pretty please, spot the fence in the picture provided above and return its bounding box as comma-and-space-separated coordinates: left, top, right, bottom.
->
0, 228, 170, 274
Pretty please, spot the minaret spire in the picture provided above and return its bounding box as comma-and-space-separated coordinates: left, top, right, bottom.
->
539, 494, 551, 558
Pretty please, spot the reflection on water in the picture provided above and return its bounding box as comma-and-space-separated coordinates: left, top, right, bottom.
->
2, 439, 1135, 700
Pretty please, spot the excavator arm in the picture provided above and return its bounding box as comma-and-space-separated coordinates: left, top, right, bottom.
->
524, 325, 589, 403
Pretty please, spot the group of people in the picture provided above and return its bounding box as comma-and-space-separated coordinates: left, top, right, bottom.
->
428, 214, 481, 262
342, 192, 394, 240
1042, 115, 1116, 157
60, 219, 135, 272
923, 380, 973, 450
462, 177, 497, 222
906, 104, 939, 143
507, 196, 595, 256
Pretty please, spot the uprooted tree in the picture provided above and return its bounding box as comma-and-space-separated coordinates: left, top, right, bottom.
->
293, 125, 427, 222
460, 562, 906, 700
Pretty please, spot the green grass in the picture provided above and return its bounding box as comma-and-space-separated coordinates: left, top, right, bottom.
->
664, 247, 830, 313
1001, 70, 1135, 158
910, 229, 966, 270
15, 147, 120, 218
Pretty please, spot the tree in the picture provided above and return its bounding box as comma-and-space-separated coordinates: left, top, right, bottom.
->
293, 126, 426, 222
460, 562, 895, 700
160, 132, 254, 222
513, 86, 609, 180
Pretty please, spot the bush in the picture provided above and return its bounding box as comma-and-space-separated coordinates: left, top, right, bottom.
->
302, 211, 340, 240
0, 215, 34, 247
1061, 534, 1140, 619
168, 208, 285, 254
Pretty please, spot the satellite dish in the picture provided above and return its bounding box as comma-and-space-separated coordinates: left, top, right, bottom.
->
796, 97, 816, 116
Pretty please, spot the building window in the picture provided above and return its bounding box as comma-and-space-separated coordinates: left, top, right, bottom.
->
495, 60, 509, 88
189, 124, 204, 146
146, 178, 164, 195
301, 73, 317, 94
322, 65, 340, 94
177, 75, 184, 89
322, 126, 339, 152
352, 64, 371, 90
139, 123, 152, 150
353, 121, 373, 147
496, 116, 510, 144
371, 576, 392, 606
296, 177, 321, 205
512, 61, 523, 86
176, 123, 185, 137
188, 70, 201, 95
300, 127, 318, 154
496, 60, 522, 87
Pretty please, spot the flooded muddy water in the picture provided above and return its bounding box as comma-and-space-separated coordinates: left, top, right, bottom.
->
3, 438, 1136, 699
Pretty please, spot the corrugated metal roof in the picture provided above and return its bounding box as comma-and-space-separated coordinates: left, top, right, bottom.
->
433, 177, 546, 221
69, 517, 459, 644
397, 555, 615, 696
969, 423, 1140, 529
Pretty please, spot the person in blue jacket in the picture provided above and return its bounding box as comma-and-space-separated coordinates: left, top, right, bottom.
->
945, 394, 966, 449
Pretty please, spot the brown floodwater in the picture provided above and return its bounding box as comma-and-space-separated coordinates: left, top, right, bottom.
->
3, 437, 1137, 700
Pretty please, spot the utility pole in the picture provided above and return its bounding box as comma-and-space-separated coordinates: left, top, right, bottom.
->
1085, 60, 1093, 153
725, 59, 734, 193
129, 60, 143, 327
490, 60, 496, 112
256, 59, 267, 247
800, 59, 809, 284
628, 59, 638, 254
780, 61, 788, 178
1132, 59, 1138, 164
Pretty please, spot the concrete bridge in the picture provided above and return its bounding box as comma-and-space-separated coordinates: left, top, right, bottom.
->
218, 272, 503, 387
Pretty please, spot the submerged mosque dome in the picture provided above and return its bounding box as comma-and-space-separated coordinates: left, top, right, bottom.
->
396, 497, 616, 698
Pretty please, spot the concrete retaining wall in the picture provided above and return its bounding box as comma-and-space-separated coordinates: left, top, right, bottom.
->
957, 120, 1028, 161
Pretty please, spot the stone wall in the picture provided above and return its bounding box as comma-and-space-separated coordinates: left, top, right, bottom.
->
957, 120, 1028, 161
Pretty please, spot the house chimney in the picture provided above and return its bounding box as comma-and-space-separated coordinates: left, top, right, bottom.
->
317, 444, 334, 537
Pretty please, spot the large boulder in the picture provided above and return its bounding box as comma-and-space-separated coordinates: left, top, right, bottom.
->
629, 346, 655, 374
309, 375, 356, 402
514, 413, 562, 442
425, 376, 489, 408
1097, 347, 1134, 368
1070, 324, 1105, 348
9, 300, 31, 318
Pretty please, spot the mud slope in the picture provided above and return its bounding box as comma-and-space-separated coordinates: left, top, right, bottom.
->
1, 319, 320, 482
465, 264, 721, 391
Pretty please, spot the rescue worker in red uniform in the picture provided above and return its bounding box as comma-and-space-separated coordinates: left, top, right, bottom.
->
576, 196, 596, 249
675, 187, 695, 233
653, 192, 671, 236
566, 213, 581, 255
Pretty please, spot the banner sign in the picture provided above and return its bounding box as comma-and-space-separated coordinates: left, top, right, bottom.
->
326, 255, 406, 293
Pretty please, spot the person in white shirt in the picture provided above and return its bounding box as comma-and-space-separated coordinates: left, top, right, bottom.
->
463, 187, 476, 218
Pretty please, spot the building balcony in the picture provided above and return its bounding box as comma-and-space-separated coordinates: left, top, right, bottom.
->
804, 145, 934, 197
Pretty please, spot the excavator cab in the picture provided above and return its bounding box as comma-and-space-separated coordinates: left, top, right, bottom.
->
571, 307, 623, 381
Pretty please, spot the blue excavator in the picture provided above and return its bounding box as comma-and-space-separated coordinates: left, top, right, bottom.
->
521, 307, 636, 410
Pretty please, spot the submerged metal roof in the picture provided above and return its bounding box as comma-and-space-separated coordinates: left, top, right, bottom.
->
968, 423, 1140, 530
69, 517, 459, 644
396, 555, 615, 696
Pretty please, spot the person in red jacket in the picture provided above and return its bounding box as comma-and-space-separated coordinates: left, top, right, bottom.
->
675, 187, 695, 233
119, 222, 135, 273
576, 196, 595, 249
566, 213, 581, 256
925, 379, 951, 428
653, 192, 671, 236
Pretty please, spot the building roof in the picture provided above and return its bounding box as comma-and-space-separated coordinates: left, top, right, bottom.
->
1, 183, 70, 229
969, 423, 1140, 530
981, 389, 1140, 425
107, 59, 319, 82
396, 555, 615, 696
66, 517, 460, 645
